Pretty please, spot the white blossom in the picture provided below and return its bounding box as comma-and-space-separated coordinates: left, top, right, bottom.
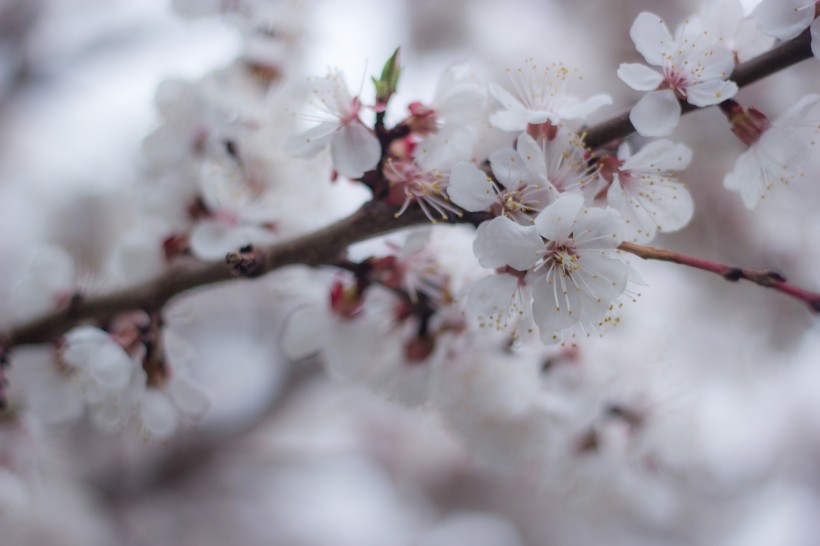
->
618, 12, 738, 136
473, 193, 630, 343
605, 140, 694, 242
284, 70, 381, 179
724, 94, 820, 208
489, 61, 611, 131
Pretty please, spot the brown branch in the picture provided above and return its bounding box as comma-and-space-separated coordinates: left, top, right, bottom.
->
619, 242, 820, 313
584, 28, 813, 149
3, 30, 815, 349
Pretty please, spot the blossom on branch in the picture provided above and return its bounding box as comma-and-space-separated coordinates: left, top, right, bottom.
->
601, 139, 694, 243
618, 12, 738, 136
472, 193, 631, 343
284, 70, 381, 179
723, 95, 820, 208
753, 0, 820, 58
489, 61, 611, 132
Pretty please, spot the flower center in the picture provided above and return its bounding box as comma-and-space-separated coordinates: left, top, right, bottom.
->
660, 68, 688, 100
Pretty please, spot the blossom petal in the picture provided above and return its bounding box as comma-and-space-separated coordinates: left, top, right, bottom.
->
617, 63, 664, 91
489, 148, 528, 190
630, 89, 681, 137
330, 123, 381, 178
533, 193, 585, 242
283, 121, 338, 158
812, 18, 820, 60
531, 275, 580, 339
686, 79, 738, 107
753, 0, 814, 40
140, 390, 179, 439
464, 274, 522, 330
630, 12, 675, 66
489, 83, 529, 131
448, 162, 497, 212
622, 139, 693, 172
473, 216, 542, 271
558, 94, 613, 121
724, 149, 765, 209
416, 125, 474, 171
281, 305, 327, 359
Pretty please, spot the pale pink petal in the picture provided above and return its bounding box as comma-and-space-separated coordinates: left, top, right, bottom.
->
617, 63, 664, 91
282, 306, 327, 359
473, 217, 542, 271
686, 42, 736, 83
330, 123, 381, 178
812, 18, 820, 59
557, 94, 613, 121
140, 390, 179, 439
686, 79, 738, 107
463, 274, 520, 327
630, 12, 675, 66
515, 133, 547, 182
448, 162, 496, 212
622, 139, 693, 171
489, 148, 528, 190
167, 375, 211, 418
774, 93, 820, 125
608, 176, 693, 242
630, 89, 681, 137
573, 207, 623, 250
416, 125, 474, 171
533, 193, 584, 242
753, 0, 814, 40
573, 253, 630, 304
87, 343, 133, 390
190, 221, 251, 260
489, 83, 529, 131
283, 121, 338, 158
724, 149, 764, 209
531, 276, 580, 339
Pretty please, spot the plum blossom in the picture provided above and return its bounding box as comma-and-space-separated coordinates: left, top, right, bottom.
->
384, 126, 474, 222
489, 61, 612, 131
603, 140, 694, 243
189, 159, 278, 259
10, 245, 77, 323
284, 70, 380, 179
473, 193, 630, 343
753, 0, 820, 58
406, 63, 486, 136
723, 95, 820, 208
618, 12, 738, 136
448, 135, 557, 223
448, 129, 592, 223
690, 0, 774, 63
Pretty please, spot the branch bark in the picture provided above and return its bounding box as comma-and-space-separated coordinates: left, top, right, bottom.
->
3, 30, 816, 349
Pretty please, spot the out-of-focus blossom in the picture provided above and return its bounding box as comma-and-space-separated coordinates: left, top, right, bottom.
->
723, 95, 820, 208
284, 70, 381, 179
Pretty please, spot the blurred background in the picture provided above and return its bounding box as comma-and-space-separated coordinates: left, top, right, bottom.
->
2, 0, 820, 544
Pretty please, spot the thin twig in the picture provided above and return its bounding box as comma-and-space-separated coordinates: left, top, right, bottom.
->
619, 242, 820, 313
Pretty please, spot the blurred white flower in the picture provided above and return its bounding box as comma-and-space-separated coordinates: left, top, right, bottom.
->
284, 70, 381, 178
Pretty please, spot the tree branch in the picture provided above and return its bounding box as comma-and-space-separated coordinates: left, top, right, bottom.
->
3, 30, 815, 349
619, 242, 820, 313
